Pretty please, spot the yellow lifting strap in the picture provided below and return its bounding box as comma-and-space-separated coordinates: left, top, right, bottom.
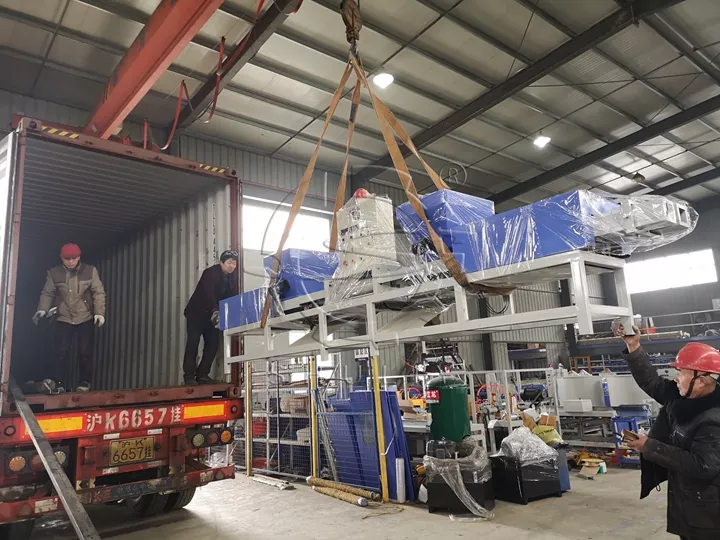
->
260, 57, 512, 329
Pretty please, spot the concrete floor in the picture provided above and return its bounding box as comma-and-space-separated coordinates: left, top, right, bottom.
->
33, 468, 672, 540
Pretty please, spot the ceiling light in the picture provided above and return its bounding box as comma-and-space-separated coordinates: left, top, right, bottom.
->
533, 135, 551, 148
631, 172, 646, 182
373, 73, 394, 89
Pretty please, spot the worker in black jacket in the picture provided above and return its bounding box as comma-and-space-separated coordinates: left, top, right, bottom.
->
183, 251, 239, 385
616, 323, 720, 540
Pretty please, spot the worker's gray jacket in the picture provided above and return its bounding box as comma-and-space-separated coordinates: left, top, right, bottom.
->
624, 346, 720, 539
37, 263, 106, 325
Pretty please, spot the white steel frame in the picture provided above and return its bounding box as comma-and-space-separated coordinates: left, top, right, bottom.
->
224, 250, 634, 369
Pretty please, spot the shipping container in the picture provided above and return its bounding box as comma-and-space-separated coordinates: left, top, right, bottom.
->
0, 118, 244, 535
1, 118, 245, 403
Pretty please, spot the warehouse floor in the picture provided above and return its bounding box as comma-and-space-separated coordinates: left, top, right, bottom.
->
33, 468, 671, 540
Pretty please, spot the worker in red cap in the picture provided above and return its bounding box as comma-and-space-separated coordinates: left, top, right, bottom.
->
33, 243, 106, 392
616, 322, 720, 539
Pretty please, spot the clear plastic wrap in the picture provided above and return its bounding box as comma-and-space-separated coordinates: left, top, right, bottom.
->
423, 438, 494, 521
219, 287, 270, 330
396, 190, 495, 254
220, 249, 338, 330
263, 249, 338, 301
327, 192, 454, 312
497, 426, 558, 465
451, 190, 696, 276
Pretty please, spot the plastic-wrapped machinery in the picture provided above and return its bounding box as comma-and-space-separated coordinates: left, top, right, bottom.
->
328, 190, 398, 302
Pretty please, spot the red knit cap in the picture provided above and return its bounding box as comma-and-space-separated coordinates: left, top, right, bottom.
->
60, 243, 81, 259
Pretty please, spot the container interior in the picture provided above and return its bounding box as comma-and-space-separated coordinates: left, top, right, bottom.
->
10, 135, 230, 390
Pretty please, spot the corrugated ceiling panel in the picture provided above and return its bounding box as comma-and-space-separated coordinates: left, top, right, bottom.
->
663, 0, 720, 56
600, 22, 684, 76
599, 80, 670, 124
415, 18, 521, 84
2, 0, 67, 21
520, 76, 594, 117
187, 116, 289, 154
196, 7, 250, 46
673, 184, 718, 202
534, 0, 617, 33
62, 1, 142, 48
451, 120, 523, 152
283, 1, 400, 67
483, 99, 555, 135
46, 35, 119, 77
0, 18, 53, 57
566, 101, 638, 139
452, 0, 567, 60
385, 48, 486, 105
358, 0, 437, 42
553, 50, 629, 92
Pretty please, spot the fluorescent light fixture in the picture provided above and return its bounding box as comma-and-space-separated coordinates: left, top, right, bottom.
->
373, 73, 394, 89
533, 135, 551, 148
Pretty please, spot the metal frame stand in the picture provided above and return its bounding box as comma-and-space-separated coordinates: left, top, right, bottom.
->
225, 251, 634, 367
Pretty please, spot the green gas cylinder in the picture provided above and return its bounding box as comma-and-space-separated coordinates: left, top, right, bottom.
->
426, 376, 471, 443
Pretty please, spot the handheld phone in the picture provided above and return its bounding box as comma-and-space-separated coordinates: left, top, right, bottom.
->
622, 429, 640, 443
612, 318, 636, 337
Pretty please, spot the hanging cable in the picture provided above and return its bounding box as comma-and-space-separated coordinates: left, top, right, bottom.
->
205, 36, 226, 123
143, 118, 149, 150
159, 81, 192, 151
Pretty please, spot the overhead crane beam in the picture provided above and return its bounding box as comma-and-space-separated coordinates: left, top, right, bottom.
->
83, 0, 223, 139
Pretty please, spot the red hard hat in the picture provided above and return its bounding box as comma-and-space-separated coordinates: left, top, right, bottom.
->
60, 243, 81, 259
670, 342, 720, 374
353, 188, 370, 198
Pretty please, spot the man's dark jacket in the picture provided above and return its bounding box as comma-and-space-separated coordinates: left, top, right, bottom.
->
184, 265, 239, 322
624, 346, 720, 539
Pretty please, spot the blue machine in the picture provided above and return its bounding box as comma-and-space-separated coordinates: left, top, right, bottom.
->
264, 249, 338, 301
396, 190, 495, 248
448, 190, 620, 273
220, 249, 338, 329
219, 288, 270, 330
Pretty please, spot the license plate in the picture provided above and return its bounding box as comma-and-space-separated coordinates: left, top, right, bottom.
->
109, 437, 155, 466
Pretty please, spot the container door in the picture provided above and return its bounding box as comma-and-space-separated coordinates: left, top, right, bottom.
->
0, 132, 19, 401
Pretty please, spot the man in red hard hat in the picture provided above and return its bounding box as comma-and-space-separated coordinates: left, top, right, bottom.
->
616, 323, 720, 539
34, 243, 106, 392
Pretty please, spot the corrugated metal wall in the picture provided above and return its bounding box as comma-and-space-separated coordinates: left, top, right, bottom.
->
176, 135, 341, 212
0, 89, 163, 143
0, 89, 88, 136
491, 283, 566, 344
94, 185, 232, 390
358, 180, 408, 207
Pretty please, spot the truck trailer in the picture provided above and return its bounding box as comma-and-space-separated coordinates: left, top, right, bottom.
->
0, 118, 244, 538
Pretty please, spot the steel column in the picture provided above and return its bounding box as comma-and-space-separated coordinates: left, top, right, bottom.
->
177, 0, 297, 129
83, 0, 224, 139
492, 92, 720, 203
350, 0, 684, 187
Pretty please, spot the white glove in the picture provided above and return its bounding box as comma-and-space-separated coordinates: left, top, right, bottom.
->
48, 307, 58, 317
211, 311, 220, 328
32, 311, 47, 325
94, 315, 105, 327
